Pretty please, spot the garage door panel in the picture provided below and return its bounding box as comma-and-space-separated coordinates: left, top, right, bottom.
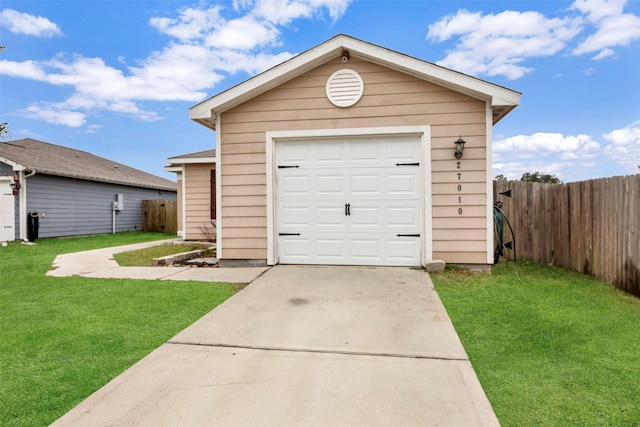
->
281, 175, 310, 195
280, 237, 312, 260
387, 207, 419, 227
351, 174, 379, 194
316, 239, 346, 259
388, 239, 421, 262
316, 207, 345, 227
281, 207, 312, 227
315, 174, 345, 194
387, 172, 420, 195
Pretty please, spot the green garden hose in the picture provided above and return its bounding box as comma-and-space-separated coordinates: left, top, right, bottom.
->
493, 202, 520, 280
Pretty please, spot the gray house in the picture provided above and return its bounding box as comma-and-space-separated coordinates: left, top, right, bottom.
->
0, 138, 177, 242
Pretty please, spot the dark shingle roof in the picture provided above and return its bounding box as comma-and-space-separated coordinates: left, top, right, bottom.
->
0, 138, 176, 191
168, 148, 216, 161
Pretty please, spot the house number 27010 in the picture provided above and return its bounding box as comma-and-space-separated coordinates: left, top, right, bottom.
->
457, 161, 463, 215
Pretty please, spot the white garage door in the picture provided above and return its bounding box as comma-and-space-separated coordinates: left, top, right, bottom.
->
276, 135, 422, 266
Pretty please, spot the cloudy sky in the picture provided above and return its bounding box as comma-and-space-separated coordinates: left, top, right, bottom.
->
1, 0, 638, 182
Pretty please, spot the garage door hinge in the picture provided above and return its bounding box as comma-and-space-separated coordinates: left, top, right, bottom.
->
397, 234, 420, 237
396, 162, 419, 166
278, 165, 299, 169
279, 233, 301, 236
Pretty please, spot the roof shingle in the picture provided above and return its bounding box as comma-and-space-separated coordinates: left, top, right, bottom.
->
0, 138, 176, 191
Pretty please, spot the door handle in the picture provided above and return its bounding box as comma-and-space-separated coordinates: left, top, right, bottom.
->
345, 203, 351, 216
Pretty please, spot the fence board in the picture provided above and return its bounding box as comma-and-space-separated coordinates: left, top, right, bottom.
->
143, 200, 177, 234
494, 175, 640, 297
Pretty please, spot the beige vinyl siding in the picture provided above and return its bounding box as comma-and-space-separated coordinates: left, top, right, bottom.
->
219, 58, 489, 264
184, 164, 214, 240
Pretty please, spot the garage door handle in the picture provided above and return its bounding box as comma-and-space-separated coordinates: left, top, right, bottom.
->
345, 203, 351, 216
279, 233, 301, 236
397, 234, 420, 237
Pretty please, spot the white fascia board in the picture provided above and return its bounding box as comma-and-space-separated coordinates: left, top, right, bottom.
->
166, 156, 217, 165
0, 156, 25, 171
190, 41, 344, 121
164, 166, 182, 173
347, 39, 521, 108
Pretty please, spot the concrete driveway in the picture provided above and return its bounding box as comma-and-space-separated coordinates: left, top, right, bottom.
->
52, 266, 499, 426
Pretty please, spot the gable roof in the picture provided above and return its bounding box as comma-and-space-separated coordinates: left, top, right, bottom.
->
167, 148, 216, 163
164, 148, 216, 173
0, 138, 176, 191
190, 34, 521, 130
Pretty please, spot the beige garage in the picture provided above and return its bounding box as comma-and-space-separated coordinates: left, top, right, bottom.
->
186, 34, 520, 268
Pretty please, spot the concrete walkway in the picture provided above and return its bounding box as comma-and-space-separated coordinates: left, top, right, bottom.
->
47, 239, 269, 284
49, 250, 500, 426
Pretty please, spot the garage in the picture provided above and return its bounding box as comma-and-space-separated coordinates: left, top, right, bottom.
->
275, 134, 424, 266
189, 34, 520, 268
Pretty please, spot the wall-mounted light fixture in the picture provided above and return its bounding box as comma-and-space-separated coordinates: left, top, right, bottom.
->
454, 136, 466, 159
10, 172, 21, 196
341, 50, 350, 63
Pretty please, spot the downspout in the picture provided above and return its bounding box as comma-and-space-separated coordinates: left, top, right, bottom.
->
20, 170, 35, 241
181, 164, 186, 239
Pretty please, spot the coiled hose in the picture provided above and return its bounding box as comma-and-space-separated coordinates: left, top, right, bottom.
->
493, 202, 519, 279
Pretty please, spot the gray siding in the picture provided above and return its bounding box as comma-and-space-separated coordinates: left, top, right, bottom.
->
25, 174, 176, 238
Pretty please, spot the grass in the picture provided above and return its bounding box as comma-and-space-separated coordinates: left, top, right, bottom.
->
113, 243, 212, 266
0, 232, 237, 427
431, 260, 640, 427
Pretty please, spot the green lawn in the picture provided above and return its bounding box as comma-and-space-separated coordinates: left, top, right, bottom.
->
0, 232, 237, 427
432, 261, 640, 427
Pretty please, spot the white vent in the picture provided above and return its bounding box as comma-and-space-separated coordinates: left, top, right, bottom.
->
326, 69, 364, 108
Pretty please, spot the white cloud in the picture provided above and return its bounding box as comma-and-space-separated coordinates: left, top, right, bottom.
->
427, 9, 582, 79
22, 104, 86, 127
427, 0, 640, 79
602, 121, 640, 174
572, 0, 640, 57
493, 161, 574, 181
494, 132, 600, 159
149, 6, 224, 42
0, 8, 63, 37
494, 125, 640, 181
493, 132, 602, 181
1, 1, 352, 128
592, 48, 614, 59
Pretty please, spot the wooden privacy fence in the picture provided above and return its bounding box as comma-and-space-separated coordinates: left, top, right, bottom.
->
494, 175, 640, 297
142, 200, 177, 234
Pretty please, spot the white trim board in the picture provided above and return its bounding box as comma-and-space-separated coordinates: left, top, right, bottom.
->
266, 126, 432, 266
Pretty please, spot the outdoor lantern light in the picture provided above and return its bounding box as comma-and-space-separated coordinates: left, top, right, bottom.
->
10, 173, 21, 196
454, 136, 466, 159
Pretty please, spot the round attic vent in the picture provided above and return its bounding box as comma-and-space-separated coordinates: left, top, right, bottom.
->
326, 69, 364, 108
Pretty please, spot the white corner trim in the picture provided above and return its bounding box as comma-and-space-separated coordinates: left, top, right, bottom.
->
266, 125, 433, 267
181, 165, 187, 240
215, 115, 223, 260
420, 127, 433, 265
266, 134, 275, 266
485, 102, 494, 264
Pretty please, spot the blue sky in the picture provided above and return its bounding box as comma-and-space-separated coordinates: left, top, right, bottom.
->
1, 0, 639, 182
